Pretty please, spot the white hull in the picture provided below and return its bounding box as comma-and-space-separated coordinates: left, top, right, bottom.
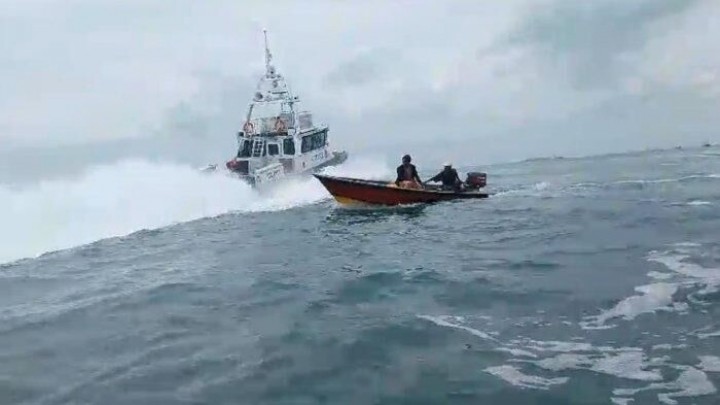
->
202, 150, 348, 188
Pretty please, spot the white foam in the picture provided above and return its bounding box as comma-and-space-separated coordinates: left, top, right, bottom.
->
647, 271, 673, 280
430, 295, 718, 404
698, 356, 720, 372
649, 252, 720, 297
533, 351, 662, 382
522, 340, 598, 352
673, 242, 701, 248
581, 283, 678, 329
648, 252, 720, 281
697, 330, 720, 339
517, 340, 642, 354
504, 338, 666, 385
434, 316, 713, 403
496, 347, 538, 358
532, 353, 587, 371
417, 315, 497, 341
533, 181, 550, 191
686, 201, 712, 206
615, 174, 720, 186
616, 178, 677, 185
0, 157, 389, 264
492, 181, 554, 198
582, 246, 720, 329
651, 344, 688, 351
614, 367, 716, 405
484, 365, 568, 390
593, 352, 663, 381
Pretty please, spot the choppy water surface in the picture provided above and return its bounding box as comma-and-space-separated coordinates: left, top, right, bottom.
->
1, 148, 720, 404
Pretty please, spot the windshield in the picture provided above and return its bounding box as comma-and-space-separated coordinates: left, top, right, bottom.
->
237, 139, 251, 157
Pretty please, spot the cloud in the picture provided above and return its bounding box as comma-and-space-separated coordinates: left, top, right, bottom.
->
1, 0, 719, 181
499, 0, 706, 90
323, 48, 395, 89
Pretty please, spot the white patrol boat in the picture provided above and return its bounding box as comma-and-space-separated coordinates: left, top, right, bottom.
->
203, 30, 348, 187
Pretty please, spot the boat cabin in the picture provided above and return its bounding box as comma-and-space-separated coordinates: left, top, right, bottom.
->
231, 107, 329, 175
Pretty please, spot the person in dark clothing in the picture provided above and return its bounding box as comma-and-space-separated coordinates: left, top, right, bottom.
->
395, 154, 423, 188
428, 162, 463, 191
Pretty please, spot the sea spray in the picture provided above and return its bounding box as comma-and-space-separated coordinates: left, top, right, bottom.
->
0, 155, 392, 264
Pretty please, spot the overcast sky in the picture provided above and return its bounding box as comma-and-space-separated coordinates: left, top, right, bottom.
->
1, 0, 718, 172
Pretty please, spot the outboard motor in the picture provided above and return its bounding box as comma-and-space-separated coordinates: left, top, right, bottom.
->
465, 172, 487, 189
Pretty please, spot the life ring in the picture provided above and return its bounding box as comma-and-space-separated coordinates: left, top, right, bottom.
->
274, 117, 287, 133
243, 121, 254, 135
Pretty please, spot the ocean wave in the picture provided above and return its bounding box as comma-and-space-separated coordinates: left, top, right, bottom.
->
418, 313, 718, 404
0, 157, 390, 265
580, 244, 720, 330
614, 174, 720, 186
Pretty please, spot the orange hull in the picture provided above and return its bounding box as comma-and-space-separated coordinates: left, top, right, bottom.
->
313, 174, 489, 206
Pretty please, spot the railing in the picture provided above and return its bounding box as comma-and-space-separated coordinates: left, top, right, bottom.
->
252, 139, 265, 157
248, 113, 295, 135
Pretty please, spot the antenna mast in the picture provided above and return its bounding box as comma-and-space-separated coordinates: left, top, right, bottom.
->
263, 29, 274, 78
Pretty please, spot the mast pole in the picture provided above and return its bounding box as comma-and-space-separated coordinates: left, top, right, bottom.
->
263, 29, 272, 78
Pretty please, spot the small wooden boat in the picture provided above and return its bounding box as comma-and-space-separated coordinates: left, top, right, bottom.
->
313, 173, 490, 206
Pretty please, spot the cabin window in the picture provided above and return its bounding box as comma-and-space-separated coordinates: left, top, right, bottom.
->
283, 138, 295, 155
268, 144, 279, 156
238, 140, 251, 157
301, 130, 328, 153
301, 136, 311, 153
317, 132, 327, 148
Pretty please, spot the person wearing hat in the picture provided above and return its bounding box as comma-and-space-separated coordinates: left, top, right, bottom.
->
395, 154, 423, 189
427, 162, 463, 191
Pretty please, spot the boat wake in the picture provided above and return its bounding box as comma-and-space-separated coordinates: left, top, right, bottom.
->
0, 157, 390, 265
